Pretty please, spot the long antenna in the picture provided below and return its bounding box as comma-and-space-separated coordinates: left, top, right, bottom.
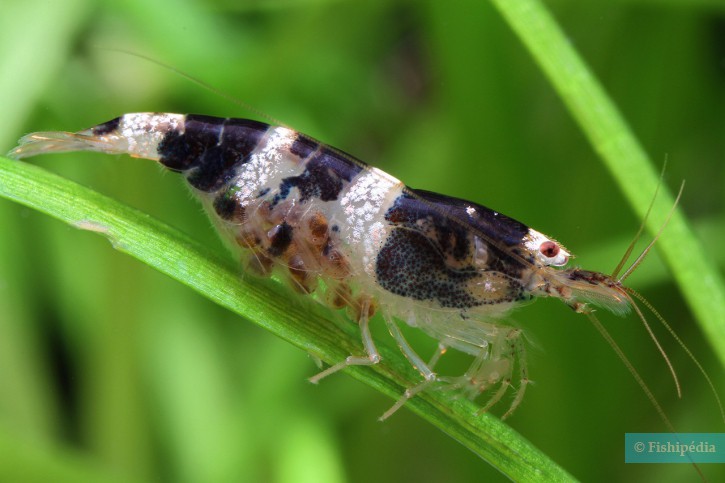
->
101, 48, 288, 128
610, 161, 666, 280
618, 180, 684, 283
626, 287, 725, 424
587, 312, 705, 481
627, 293, 681, 397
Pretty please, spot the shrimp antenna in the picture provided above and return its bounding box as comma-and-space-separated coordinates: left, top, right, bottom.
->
600, 164, 685, 398
587, 312, 706, 481
100, 48, 289, 129
621, 289, 682, 398
605, 165, 725, 424
588, 311, 673, 427
618, 180, 684, 283
610, 161, 666, 280
625, 287, 725, 424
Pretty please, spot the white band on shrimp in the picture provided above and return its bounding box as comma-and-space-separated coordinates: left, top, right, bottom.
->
524, 228, 571, 267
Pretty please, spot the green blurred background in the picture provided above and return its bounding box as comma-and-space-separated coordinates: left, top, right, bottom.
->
0, 0, 724, 481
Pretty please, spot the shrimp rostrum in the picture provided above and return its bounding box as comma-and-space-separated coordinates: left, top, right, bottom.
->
10, 113, 716, 422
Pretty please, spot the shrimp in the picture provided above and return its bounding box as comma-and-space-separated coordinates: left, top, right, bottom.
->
8, 112, 719, 423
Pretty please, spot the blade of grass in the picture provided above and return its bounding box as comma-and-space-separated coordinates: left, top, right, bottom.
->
491, 0, 725, 368
0, 155, 574, 482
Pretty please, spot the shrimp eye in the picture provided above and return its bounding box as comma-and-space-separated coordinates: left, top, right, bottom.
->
539, 241, 560, 259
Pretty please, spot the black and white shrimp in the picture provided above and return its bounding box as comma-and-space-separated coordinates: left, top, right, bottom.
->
8, 112, 716, 421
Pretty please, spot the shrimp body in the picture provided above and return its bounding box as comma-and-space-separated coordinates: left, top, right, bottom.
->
9, 113, 634, 418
